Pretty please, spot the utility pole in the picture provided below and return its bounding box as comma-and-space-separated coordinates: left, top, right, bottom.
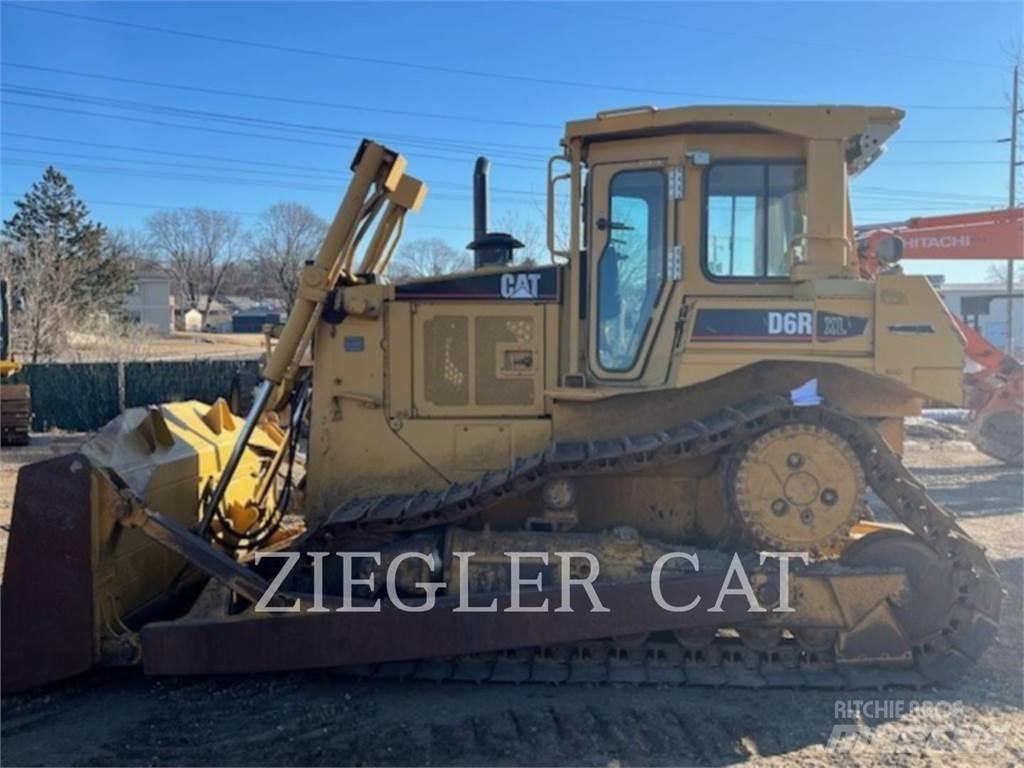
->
1006, 64, 1020, 355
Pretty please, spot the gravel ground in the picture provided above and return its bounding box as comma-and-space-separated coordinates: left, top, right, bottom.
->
0, 429, 1021, 767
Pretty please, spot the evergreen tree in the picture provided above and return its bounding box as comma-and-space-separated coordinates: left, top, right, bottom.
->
2, 166, 132, 312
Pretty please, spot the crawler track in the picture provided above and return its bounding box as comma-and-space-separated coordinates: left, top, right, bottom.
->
307, 395, 1002, 687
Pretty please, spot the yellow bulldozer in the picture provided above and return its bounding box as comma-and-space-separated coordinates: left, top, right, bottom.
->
2, 105, 1002, 693
0, 278, 31, 446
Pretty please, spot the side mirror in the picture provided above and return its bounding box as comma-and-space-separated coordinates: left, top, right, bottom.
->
875, 234, 904, 266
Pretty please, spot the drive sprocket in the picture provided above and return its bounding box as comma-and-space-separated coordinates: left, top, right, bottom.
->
729, 422, 865, 553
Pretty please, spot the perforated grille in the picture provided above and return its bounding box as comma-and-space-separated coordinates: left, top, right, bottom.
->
423, 316, 469, 406
475, 316, 536, 406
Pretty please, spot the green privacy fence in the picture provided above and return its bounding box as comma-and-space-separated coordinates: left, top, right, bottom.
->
8, 359, 262, 432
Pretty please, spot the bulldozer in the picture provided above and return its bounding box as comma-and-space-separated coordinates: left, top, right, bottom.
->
2, 105, 1003, 693
0, 278, 31, 446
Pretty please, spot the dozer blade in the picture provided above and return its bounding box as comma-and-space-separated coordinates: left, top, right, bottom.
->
2, 453, 95, 692
1, 452, 212, 693
1, 399, 283, 694
139, 574, 771, 677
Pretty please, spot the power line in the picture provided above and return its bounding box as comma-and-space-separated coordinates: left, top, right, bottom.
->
0, 184, 995, 237
2, 147, 348, 183
0, 84, 551, 160
6, 1, 1006, 112
851, 191, 1003, 204
853, 184, 1005, 202
2, 133, 1001, 207
0, 100, 547, 172
0, 190, 472, 232
1, 155, 997, 219
0, 189, 259, 217
1, 190, 977, 233
1, 61, 561, 131
2, 2, 792, 103
853, 203, 1004, 211
3, 141, 997, 207
2, 131, 351, 175
0, 158, 544, 206
1, 146, 547, 197
894, 138, 1003, 144
877, 160, 1006, 166
1, 158, 342, 194
535, 5, 1009, 73
5, 61, 1002, 147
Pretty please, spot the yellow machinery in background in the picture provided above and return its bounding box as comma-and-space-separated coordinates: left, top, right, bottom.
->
0, 278, 30, 446
2, 106, 1001, 692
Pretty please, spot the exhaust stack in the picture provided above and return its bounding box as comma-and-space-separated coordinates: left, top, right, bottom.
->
467, 156, 524, 270
473, 156, 489, 243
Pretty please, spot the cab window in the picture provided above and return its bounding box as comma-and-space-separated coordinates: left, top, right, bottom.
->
705, 162, 805, 279
597, 169, 666, 371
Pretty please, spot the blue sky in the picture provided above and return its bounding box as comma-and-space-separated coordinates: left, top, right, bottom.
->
1, 1, 1020, 282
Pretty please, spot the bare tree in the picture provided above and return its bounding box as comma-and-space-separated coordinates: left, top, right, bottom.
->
986, 263, 1024, 286
389, 238, 470, 282
0, 238, 84, 362
251, 203, 327, 313
146, 208, 243, 329
105, 227, 154, 268
494, 209, 547, 266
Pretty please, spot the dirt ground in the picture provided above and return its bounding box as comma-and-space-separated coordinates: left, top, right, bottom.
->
0, 428, 1021, 767
139, 331, 266, 360
48, 331, 265, 363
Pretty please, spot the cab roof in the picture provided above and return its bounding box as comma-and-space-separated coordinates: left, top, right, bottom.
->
564, 104, 904, 143
563, 105, 904, 175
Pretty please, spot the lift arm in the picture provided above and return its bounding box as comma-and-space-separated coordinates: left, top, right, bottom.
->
200, 140, 424, 531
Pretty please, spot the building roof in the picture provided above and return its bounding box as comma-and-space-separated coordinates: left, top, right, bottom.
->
178, 295, 287, 315
941, 283, 1021, 292
133, 271, 171, 282
233, 306, 281, 318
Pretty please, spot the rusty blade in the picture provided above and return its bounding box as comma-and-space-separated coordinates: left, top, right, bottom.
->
2, 454, 95, 694
140, 574, 772, 677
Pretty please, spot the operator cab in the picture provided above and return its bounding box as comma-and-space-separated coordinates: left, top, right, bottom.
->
549, 104, 903, 386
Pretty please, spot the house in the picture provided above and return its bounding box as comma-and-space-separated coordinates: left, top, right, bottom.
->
232, 307, 282, 334
175, 295, 286, 332
182, 308, 203, 332
938, 281, 1024, 357
123, 269, 174, 333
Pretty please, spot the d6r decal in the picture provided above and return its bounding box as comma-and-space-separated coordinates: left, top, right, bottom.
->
691, 309, 868, 342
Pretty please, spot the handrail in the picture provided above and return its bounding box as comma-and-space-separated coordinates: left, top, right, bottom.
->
547, 154, 571, 262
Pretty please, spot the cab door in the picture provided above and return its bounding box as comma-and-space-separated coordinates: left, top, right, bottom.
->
587, 157, 679, 382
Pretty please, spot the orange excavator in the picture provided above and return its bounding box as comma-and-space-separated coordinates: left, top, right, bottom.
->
857, 207, 1024, 464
